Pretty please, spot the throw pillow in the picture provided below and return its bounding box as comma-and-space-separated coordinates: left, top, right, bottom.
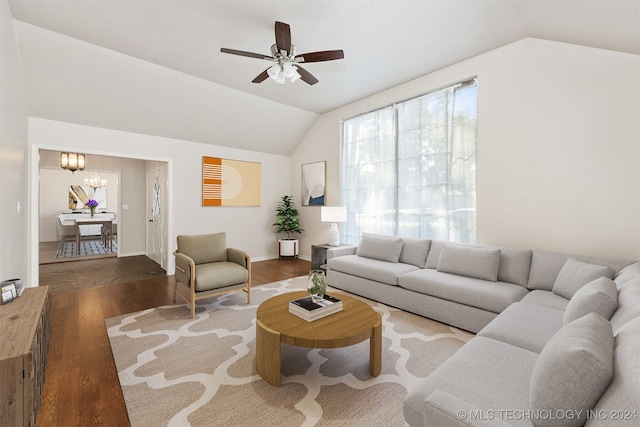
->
355, 233, 403, 263
552, 258, 615, 299
563, 276, 618, 325
436, 244, 501, 281
529, 313, 614, 427
424, 239, 444, 269
399, 238, 431, 268
495, 247, 532, 288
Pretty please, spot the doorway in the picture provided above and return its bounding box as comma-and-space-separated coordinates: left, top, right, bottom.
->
32, 148, 172, 287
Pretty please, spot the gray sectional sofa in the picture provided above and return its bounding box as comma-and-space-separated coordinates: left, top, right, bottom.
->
326, 233, 640, 427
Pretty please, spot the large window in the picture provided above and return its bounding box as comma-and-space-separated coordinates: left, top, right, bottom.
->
341, 79, 477, 244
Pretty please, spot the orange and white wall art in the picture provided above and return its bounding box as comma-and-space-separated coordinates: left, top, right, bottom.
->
202, 156, 261, 206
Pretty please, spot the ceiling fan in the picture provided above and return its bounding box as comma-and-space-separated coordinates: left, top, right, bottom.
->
220, 21, 344, 85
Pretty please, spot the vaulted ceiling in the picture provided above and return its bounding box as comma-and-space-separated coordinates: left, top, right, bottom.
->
8, 0, 639, 155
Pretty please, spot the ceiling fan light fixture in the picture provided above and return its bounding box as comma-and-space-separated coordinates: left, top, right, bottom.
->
267, 63, 285, 84
282, 62, 297, 78
289, 70, 301, 83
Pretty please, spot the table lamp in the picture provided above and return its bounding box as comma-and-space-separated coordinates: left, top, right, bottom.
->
321, 206, 347, 246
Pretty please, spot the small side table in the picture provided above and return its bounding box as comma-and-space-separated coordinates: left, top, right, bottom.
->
312, 244, 349, 271
311, 244, 330, 271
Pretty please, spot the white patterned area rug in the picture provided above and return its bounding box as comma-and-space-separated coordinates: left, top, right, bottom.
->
55, 239, 117, 258
105, 277, 473, 427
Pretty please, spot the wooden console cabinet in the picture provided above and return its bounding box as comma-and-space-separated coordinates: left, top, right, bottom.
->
0, 286, 51, 427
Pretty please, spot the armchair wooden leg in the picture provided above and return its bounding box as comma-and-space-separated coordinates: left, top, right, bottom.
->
190, 299, 196, 319
173, 279, 178, 304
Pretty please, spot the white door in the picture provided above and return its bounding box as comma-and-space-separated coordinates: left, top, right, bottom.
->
146, 165, 168, 269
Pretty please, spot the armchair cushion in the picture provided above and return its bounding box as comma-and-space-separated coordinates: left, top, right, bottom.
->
194, 262, 249, 292
177, 232, 227, 265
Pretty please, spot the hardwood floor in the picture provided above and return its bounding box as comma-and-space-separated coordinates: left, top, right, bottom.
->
40, 255, 166, 294
36, 256, 311, 427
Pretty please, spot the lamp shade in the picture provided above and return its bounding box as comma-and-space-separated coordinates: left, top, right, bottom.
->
321, 206, 347, 223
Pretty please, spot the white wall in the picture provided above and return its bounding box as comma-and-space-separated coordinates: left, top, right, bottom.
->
0, 1, 29, 283
292, 38, 640, 261
29, 118, 293, 284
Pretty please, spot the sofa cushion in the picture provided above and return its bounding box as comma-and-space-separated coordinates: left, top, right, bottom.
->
552, 258, 615, 299
614, 261, 640, 287
424, 239, 444, 269
495, 247, 532, 288
609, 278, 640, 334
399, 237, 430, 268
478, 302, 564, 353
529, 313, 614, 427
327, 254, 419, 286
426, 241, 531, 287
399, 269, 529, 313
177, 232, 227, 265
614, 262, 640, 288
520, 290, 569, 311
588, 317, 640, 425
355, 233, 404, 263
436, 244, 501, 282
529, 251, 629, 292
194, 261, 248, 291
563, 277, 618, 325
404, 337, 537, 427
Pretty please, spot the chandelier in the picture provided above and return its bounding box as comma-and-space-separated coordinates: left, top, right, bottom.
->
85, 173, 107, 188
60, 152, 85, 173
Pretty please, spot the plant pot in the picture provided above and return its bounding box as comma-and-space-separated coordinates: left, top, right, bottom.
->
278, 239, 299, 258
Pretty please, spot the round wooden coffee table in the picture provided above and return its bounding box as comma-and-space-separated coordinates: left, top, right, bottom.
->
255, 291, 382, 387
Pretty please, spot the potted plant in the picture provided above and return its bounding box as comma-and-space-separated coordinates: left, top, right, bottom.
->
272, 195, 304, 258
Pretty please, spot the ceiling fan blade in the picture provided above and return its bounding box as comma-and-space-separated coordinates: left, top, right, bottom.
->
275, 21, 291, 55
296, 65, 319, 85
295, 50, 345, 63
252, 69, 270, 83
220, 48, 272, 60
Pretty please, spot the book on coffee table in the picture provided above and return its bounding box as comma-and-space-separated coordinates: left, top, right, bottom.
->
289, 294, 343, 322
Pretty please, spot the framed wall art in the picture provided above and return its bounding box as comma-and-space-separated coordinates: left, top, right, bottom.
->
202, 156, 261, 206
68, 185, 107, 210
301, 161, 326, 206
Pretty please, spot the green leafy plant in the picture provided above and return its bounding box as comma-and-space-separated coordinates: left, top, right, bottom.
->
272, 195, 304, 240
308, 270, 326, 295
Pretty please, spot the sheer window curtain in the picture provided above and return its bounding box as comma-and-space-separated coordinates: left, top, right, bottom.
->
341, 107, 396, 244
341, 79, 477, 245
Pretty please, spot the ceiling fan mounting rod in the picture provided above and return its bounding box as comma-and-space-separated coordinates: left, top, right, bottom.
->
271, 44, 295, 65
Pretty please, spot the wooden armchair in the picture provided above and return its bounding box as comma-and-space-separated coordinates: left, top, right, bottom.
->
173, 232, 251, 318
